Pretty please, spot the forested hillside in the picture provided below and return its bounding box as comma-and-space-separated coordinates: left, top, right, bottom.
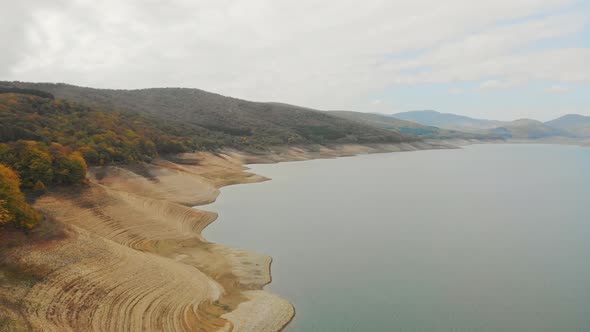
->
0, 92, 214, 162
2, 82, 411, 146
0, 92, 197, 229
0, 84, 418, 230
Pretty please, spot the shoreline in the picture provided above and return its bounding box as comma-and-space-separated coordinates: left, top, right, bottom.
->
195, 141, 590, 332
4, 141, 454, 331
0, 140, 479, 331
3, 139, 588, 331
189, 138, 590, 331
190, 141, 458, 331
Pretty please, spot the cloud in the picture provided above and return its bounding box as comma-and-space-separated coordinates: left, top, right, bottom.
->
0, 1, 67, 76
449, 87, 463, 95
2, 0, 588, 112
384, 13, 590, 85
545, 85, 571, 93
479, 79, 524, 90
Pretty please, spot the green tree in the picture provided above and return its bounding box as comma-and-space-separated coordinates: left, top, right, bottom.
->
32, 180, 47, 194
10, 141, 54, 188
62, 151, 87, 184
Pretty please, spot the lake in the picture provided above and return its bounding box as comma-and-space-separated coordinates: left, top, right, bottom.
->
201, 144, 590, 331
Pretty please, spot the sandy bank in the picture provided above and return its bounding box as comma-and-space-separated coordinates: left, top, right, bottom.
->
0, 142, 452, 331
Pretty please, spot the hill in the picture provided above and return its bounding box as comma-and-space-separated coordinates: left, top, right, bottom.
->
545, 114, 590, 138
0, 82, 421, 233
392, 110, 506, 132
391, 110, 590, 139
0, 93, 200, 164
328, 111, 497, 140
483, 119, 569, 139
1, 82, 411, 147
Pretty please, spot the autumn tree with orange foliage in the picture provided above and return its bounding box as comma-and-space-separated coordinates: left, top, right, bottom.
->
0, 199, 10, 224
0, 164, 41, 229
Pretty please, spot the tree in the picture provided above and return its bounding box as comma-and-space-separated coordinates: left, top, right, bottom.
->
49, 143, 83, 185
0, 164, 41, 229
0, 141, 88, 188
62, 151, 87, 184
0, 199, 10, 225
33, 180, 47, 194
10, 141, 54, 187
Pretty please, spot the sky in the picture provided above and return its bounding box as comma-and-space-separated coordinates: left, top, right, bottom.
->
2, 0, 589, 121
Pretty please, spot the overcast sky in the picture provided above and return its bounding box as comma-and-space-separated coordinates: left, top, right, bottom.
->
2, 0, 589, 120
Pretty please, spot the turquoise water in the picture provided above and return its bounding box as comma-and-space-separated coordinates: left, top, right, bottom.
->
202, 144, 590, 331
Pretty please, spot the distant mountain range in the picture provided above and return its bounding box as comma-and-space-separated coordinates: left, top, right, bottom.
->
391, 110, 590, 139
393, 110, 505, 131
545, 114, 590, 137
328, 111, 496, 140
328, 110, 590, 140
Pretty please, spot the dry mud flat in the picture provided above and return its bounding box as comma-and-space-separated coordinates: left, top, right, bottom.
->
0, 142, 451, 331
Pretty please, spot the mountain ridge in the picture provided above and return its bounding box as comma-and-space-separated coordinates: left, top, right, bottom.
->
392, 110, 507, 131
390, 110, 589, 139
545, 114, 590, 137
328, 110, 500, 140
0, 81, 412, 148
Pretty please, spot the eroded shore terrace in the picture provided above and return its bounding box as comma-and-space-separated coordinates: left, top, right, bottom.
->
0, 142, 452, 331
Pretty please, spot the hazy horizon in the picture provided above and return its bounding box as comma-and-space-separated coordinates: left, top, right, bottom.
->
2, 1, 589, 121
2, 3, 590, 331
